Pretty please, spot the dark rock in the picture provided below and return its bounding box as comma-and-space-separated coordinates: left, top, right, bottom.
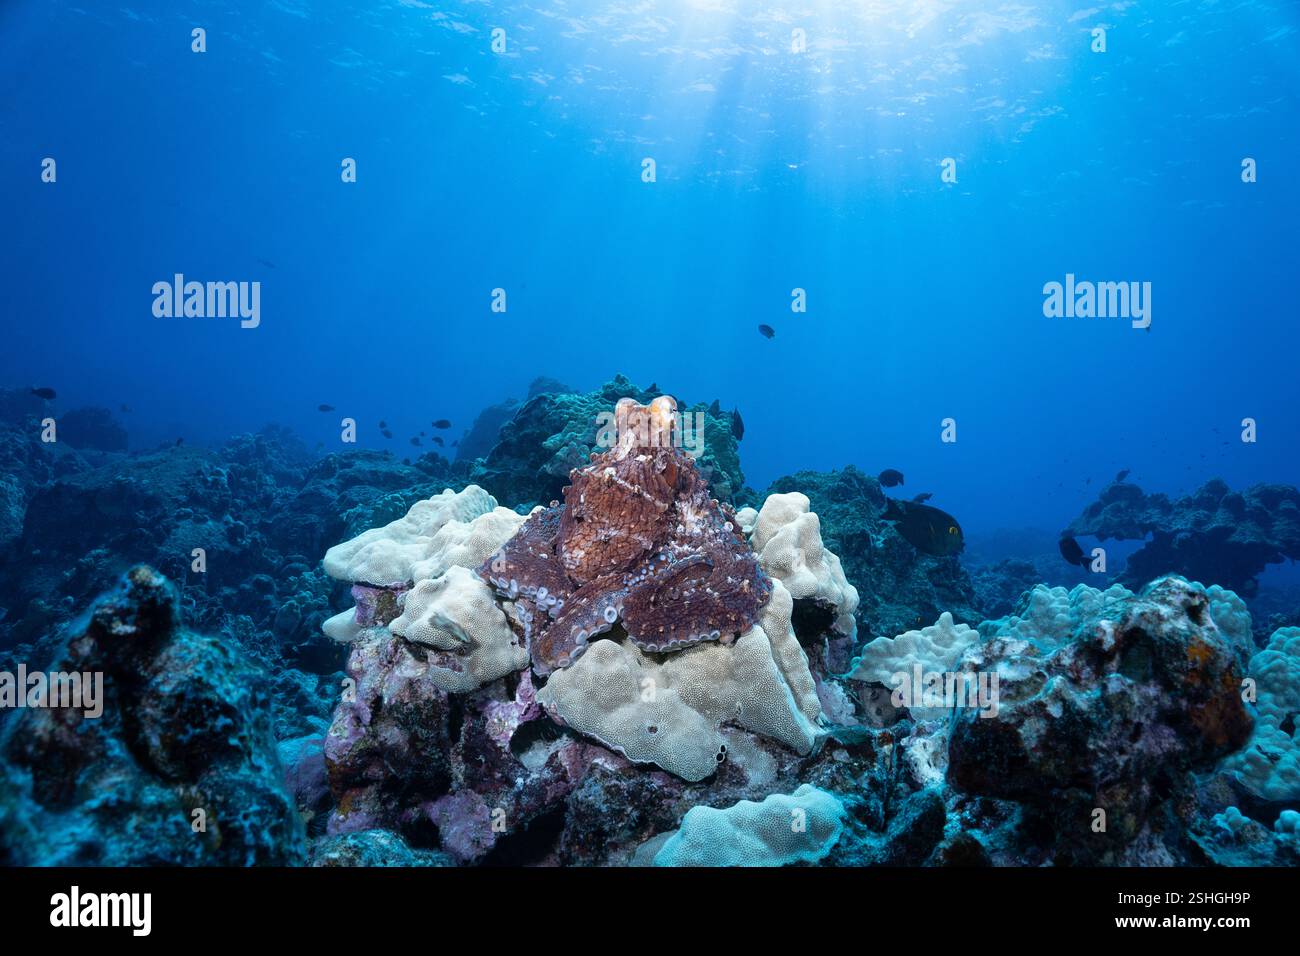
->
0, 566, 305, 865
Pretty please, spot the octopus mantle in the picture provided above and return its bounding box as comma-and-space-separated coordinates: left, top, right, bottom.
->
478, 396, 772, 674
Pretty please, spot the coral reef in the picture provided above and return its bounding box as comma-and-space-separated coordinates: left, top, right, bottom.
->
0, 566, 304, 865
763, 466, 981, 640
2, 382, 1295, 869
948, 576, 1254, 863
1063, 478, 1300, 596
1221, 626, 1300, 804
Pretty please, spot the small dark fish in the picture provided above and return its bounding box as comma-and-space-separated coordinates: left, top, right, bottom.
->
317, 404, 335, 412
647, 383, 659, 393
884, 500, 963, 557
256, 258, 276, 269
30, 387, 56, 400
757, 324, 775, 339
912, 492, 933, 503
1058, 536, 1089, 569
1115, 469, 1130, 482
433, 419, 451, 429
708, 399, 721, 416
433, 437, 444, 447
381, 429, 393, 439
420, 431, 425, 437
175, 438, 184, 447
878, 469, 905, 488
410, 437, 422, 446
1085, 478, 1091, 485
730, 408, 745, 441
379, 420, 388, 429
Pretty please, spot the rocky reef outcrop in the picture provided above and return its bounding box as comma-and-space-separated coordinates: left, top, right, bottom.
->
0, 566, 305, 865
469, 375, 745, 509
763, 466, 981, 640
1063, 478, 1300, 597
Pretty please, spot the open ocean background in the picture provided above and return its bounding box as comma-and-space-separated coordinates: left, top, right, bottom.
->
2, 0, 1297, 550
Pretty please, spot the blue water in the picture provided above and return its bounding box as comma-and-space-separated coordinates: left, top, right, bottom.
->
3, 0, 1297, 534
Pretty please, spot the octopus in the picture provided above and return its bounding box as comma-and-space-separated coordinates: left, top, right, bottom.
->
479, 395, 772, 674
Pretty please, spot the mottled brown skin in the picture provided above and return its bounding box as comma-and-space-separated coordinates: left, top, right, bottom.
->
479, 406, 771, 674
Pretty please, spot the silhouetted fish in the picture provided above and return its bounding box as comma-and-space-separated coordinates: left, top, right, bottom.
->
758, 324, 775, 339
381, 429, 393, 439
709, 399, 721, 416
257, 258, 276, 269
317, 404, 334, 412
433, 419, 451, 429
878, 469, 904, 488
433, 437, 444, 447
884, 499, 963, 556
730, 408, 744, 441
379, 420, 387, 429
1115, 468, 1130, 482
410, 437, 422, 446
30, 387, 56, 400
1059, 536, 1089, 568
912, 492, 933, 503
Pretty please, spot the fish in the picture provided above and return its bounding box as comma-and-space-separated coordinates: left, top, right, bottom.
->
911, 492, 933, 503
381, 429, 393, 439
30, 387, 56, 400
1115, 469, 1130, 482
410, 437, 422, 446
757, 324, 775, 339
317, 404, 335, 412
883, 499, 964, 557
420, 431, 425, 437
878, 469, 904, 488
1058, 536, 1090, 569
175, 438, 184, 447
256, 258, 276, 269
433, 419, 451, 429
730, 408, 745, 441
433, 437, 444, 447
708, 399, 721, 416
379, 420, 387, 429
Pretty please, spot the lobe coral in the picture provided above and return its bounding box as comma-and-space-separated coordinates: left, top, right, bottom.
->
479, 395, 771, 674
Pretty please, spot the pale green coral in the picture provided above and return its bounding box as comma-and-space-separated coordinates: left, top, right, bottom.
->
652, 784, 846, 867
846, 611, 980, 720
536, 614, 820, 782
1223, 627, 1300, 802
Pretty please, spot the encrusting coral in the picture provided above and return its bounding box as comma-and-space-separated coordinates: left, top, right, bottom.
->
479, 395, 772, 674
647, 784, 847, 867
